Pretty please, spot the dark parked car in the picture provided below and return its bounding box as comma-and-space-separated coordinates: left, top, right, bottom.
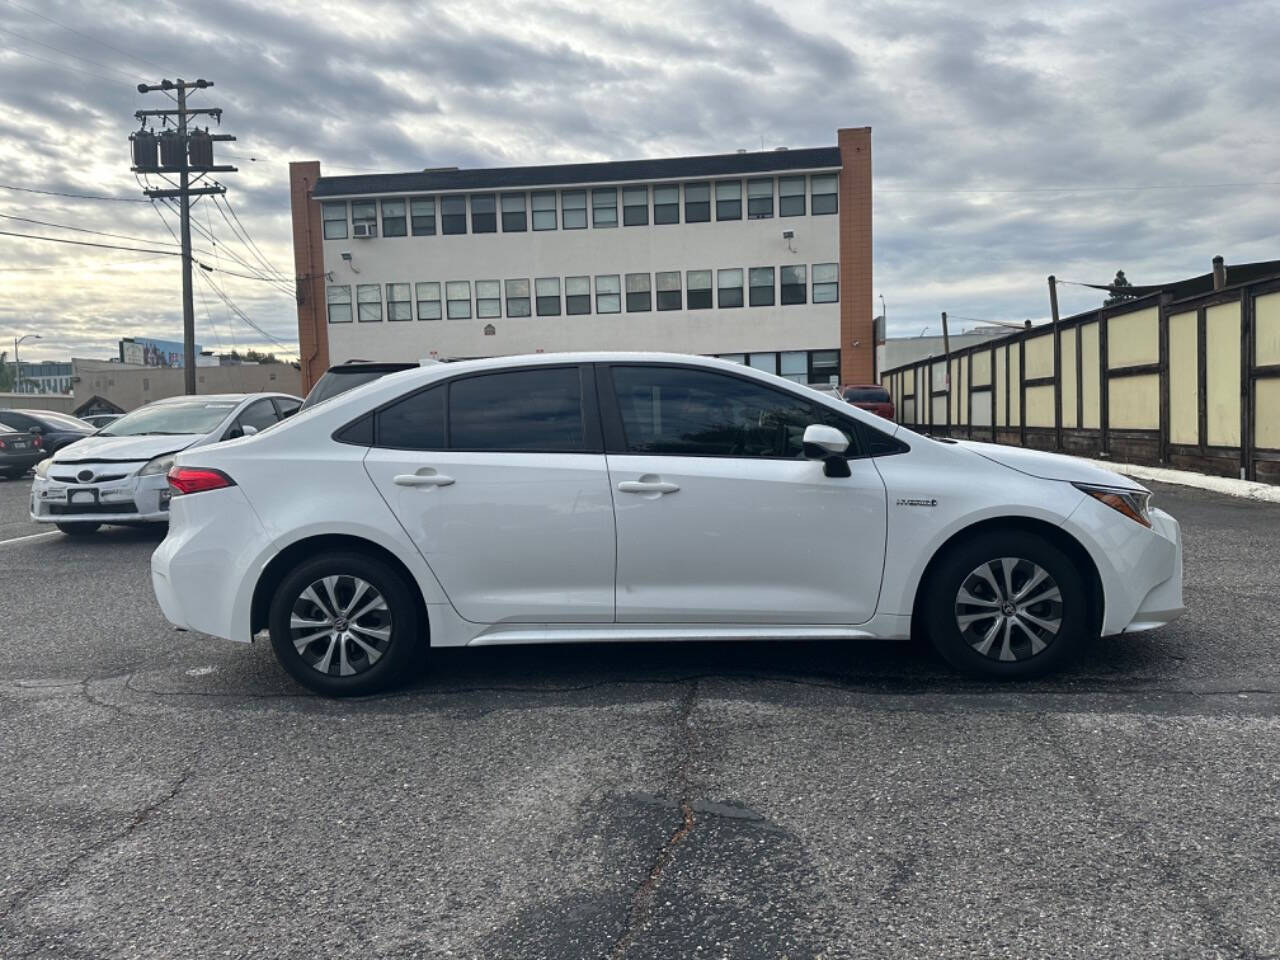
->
0, 409, 95, 453
841, 384, 895, 420
299, 359, 424, 411
0, 422, 44, 479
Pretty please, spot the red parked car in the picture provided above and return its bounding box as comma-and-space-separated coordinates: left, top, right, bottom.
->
841, 384, 895, 420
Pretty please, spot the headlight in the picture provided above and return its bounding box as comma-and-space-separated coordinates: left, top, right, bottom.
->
34, 458, 51, 479
139, 454, 176, 477
1073, 482, 1152, 528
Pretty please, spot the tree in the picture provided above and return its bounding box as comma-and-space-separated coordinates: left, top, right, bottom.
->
243, 349, 279, 364
0, 351, 11, 392
1103, 270, 1137, 307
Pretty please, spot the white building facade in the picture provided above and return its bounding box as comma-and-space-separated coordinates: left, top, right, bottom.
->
290, 129, 873, 392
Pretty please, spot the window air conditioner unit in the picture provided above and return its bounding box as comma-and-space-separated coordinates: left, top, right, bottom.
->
352, 222, 377, 238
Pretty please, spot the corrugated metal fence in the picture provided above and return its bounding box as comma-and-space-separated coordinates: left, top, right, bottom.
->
880, 276, 1280, 483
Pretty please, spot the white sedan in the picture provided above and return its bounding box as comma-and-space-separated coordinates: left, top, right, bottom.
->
31, 393, 300, 535
151, 353, 1184, 695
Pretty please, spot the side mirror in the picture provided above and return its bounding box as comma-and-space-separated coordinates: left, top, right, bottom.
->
802, 424, 852, 478
241, 424, 259, 436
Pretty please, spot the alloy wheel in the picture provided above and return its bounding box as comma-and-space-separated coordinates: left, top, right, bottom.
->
288, 575, 393, 677
953, 557, 1063, 662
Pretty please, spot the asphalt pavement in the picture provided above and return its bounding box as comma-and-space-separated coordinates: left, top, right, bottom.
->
1, 473, 1277, 959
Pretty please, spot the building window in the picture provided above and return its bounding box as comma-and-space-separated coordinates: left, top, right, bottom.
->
532, 191, 557, 230
749, 267, 775, 306
746, 179, 773, 219
780, 351, 808, 383
446, 280, 472, 319
410, 197, 436, 236
387, 282, 412, 320
381, 199, 407, 237
687, 270, 712, 309
357, 284, 383, 322
326, 284, 352, 323
505, 279, 531, 317
813, 262, 839, 302
322, 202, 347, 239
441, 195, 466, 234
471, 194, 496, 233
748, 353, 777, 374
416, 281, 441, 320
655, 271, 681, 311
717, 268, 743, 308
622, 186, 649, 226
566, 275, 591, 314
810, 349, 840, 384
811, 174, 838, 215
536, 277, 561, 316
781, 265, 807, 304
501, 193, 527, 232
715, 180, 741, 220
684, 183, 710, 223
476, 280, 502, 318
562, 190, 587, 229
626, 273, 651, 312
351, 200, 377, 236
654, 185, 679, 224
592, 187, 618, 228
779, 176, 805, 217
595, 274, 621, 313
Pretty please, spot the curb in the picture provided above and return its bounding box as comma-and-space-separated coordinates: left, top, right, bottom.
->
1079, 458, 1280, 504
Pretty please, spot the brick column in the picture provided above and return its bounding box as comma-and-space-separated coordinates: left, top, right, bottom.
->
837, 127, 873, 385
289, 161, 328, 392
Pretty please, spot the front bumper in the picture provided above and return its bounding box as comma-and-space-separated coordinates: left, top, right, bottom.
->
1120, 507, 1185, 632
30, 466, 170, 524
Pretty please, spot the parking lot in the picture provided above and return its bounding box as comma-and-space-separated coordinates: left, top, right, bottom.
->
1, 475, 1277, 959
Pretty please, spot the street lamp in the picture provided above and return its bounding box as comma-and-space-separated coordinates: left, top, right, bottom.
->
13, 334, 41, 394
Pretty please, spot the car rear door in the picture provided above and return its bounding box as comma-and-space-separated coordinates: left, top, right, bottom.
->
601, 363, 888, 624
361, 364, 616, 624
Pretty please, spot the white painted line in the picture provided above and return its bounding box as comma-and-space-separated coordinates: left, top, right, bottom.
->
0, 530, 60, 546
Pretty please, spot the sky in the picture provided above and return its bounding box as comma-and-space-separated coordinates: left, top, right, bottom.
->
0, 0, 1277, 362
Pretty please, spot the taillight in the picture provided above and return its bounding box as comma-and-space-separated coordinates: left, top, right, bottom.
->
0, 438, 6, 449
167, 466, 236, 496
32, 436, 41, 448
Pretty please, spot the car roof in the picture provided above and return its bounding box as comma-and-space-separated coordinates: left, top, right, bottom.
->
149, 392, 295, 405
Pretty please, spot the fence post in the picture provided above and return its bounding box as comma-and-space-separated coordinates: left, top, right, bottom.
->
1158, 292, 1172, 466
1099, 310, 1111, 458
1242, 286, 1254, 480
1049, 275, 1062, 451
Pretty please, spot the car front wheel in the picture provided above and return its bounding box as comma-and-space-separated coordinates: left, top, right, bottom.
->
924, 530, 1088, 679
267, 551, 423, 696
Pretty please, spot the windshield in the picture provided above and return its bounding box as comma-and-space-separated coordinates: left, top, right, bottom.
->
99, 400, 239, 437
301, 368, 402, 410
844, 387, 891, 403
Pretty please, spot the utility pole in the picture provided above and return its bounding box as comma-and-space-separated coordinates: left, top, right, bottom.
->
131, 79, 236, 394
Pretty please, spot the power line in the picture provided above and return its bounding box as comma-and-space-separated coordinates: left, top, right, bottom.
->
198, 269, 290, 348
0, 212, 181, 247
0, 228, 182, 257
211, 192, 291, 284
1, 0, 168, 73
0, 37, 128, 86
0, 182, 148, 203
0, 254, 168, 272
0, 21, 140, 84
160, 198, 294, 294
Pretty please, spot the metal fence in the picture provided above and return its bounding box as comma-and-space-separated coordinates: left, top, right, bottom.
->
880, 275, 1280, 483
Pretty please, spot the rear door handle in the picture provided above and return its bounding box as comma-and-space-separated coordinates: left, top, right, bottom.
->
394, 470, 455, 487
617, 480, 679, 494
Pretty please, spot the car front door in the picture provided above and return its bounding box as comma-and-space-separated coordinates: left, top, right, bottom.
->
361, 364, 616, 624
602, 363, 888, 624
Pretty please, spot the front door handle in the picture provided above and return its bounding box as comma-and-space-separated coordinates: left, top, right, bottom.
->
394, 469, 455, 487
617, 479, 679, 494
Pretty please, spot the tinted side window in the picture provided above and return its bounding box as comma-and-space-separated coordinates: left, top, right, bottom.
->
449, 368, 585, 452
0, 412, 32, 430
610, 365, 849, 458
236, 399, 279, 433
377, 385, 444, 449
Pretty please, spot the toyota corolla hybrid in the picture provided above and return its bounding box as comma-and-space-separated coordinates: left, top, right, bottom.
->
151, 353, 1184, 696
31, 393, 299, 535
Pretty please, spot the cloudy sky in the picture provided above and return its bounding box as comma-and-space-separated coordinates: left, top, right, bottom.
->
0, 0, 1276, 362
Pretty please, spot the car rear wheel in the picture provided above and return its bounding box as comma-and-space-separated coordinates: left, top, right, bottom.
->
267, 551, 423, 697
924, 530, 1088, 679
56, 522, 101, 536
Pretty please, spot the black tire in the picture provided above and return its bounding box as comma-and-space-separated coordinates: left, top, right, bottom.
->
923, 529, 1088, 679
268, 551, 424, 697
56, 522, 101, 536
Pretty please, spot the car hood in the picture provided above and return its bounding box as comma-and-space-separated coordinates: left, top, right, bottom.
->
50, 433, 201, 463
953, 439, 1145, 490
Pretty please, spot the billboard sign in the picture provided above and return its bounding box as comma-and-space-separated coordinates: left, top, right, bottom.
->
119, 337, 201, 368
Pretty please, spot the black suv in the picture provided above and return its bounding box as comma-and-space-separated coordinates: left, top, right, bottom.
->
300, 360, 423, 411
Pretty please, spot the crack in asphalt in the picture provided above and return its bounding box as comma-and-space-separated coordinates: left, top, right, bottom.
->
0, 751, 200, 930
606, 679, 700, 960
